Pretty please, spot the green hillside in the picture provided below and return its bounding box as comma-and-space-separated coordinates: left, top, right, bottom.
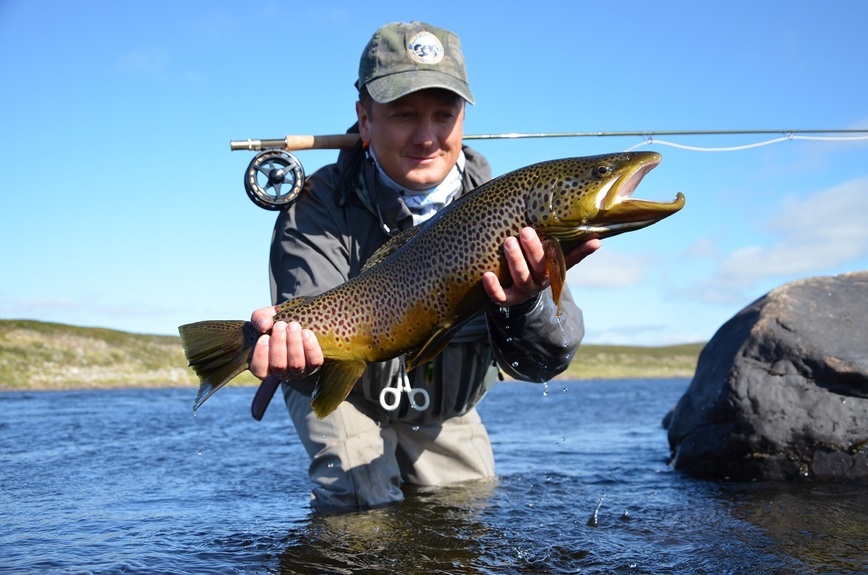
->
0, 319, 701, 391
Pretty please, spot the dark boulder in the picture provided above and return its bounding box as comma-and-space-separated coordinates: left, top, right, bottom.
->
665, 271, 868, 480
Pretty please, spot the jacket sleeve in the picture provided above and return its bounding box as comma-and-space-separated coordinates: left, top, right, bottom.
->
269, 167, 358, 304
485, 286, 585, 382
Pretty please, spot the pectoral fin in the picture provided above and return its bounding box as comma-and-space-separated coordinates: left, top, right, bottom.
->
406, 323, 462, 371
542, 237, 567, 316
309, 359, 367, 419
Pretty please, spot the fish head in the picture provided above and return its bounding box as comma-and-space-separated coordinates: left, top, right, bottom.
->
525, 151, 685, 245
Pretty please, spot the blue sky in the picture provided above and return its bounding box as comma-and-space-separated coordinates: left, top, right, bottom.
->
2, 1, 866, 346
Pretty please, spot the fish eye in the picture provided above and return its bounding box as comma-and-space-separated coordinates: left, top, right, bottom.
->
592, 164, 613, 178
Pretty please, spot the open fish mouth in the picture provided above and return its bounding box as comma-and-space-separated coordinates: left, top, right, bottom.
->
597, 153, 663, 211
585, 153, 685, 236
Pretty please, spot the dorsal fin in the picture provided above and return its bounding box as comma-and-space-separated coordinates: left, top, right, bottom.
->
361, 224, 424, 272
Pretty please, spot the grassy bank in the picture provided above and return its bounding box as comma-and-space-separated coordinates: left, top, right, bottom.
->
0, 319, 702, 391
563, 342, 703, 380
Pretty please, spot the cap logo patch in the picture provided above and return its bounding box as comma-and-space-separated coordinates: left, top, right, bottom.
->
406, 31, 444, 65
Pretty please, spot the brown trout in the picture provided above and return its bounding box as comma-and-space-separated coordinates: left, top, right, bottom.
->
179, 152, 684, 418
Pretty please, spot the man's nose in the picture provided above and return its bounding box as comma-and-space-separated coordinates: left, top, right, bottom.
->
412, 118, 437, 146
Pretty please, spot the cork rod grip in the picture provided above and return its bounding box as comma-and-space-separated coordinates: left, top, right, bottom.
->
230, 134, 360, 152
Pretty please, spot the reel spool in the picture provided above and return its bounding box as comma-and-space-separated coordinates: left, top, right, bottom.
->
243, 149, 305, 210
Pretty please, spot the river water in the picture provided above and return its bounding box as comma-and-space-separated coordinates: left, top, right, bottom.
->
2, 379, 866, 574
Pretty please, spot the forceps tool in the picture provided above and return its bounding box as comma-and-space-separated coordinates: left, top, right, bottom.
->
379, 372, 430, 412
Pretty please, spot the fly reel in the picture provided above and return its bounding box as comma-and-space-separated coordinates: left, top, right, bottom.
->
243, 149, 305, 210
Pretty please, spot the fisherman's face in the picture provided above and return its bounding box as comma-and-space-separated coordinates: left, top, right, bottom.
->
357, 89, 465, 191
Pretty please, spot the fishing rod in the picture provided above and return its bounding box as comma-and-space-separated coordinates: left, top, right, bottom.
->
234, 129, 868, 210
230, 129, 868, 152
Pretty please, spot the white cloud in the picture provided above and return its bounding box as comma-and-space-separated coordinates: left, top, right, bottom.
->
0, 297, 174, 323
683, 236, 722, 259
566, 248, 648, 288
703, 176, 868, 291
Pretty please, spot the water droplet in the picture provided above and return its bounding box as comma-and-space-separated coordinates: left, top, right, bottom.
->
542, 382, 549, 397
499, 306, 510, 319
327, 462, 334, 469
197, 449, 204, 456
511, 361, 520, 368
562, 387, 568, 396
555, 314, 570, 348
412, 425, 420, 432
505, 337, 513, 343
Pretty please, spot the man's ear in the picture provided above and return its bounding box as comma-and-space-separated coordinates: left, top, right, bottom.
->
356, 101, 371, 148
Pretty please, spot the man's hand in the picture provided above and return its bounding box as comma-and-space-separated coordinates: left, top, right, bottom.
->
249, 306, 324, 421
482, 227, 601, 307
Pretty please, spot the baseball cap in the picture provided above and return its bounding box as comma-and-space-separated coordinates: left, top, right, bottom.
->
356, 21, 475, 105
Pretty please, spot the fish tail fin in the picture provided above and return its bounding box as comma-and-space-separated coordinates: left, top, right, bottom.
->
310, 359, 367, 419
178, 320, 261, 410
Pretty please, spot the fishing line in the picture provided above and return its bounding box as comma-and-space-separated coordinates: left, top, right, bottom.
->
622, 133, 868, 153
234, 128, 868, 209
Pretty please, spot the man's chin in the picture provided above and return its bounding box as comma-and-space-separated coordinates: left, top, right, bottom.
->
399, 167, 450, 191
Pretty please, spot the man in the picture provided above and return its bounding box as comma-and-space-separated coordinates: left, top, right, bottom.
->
247, 21, 601, 509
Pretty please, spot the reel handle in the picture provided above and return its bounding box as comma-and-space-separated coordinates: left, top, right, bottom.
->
230, 134, 360, 152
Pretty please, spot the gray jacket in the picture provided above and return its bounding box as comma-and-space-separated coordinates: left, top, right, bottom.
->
269, 134, 585, 422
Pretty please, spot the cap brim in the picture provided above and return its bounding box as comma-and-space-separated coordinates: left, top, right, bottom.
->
365, 70, 475, 105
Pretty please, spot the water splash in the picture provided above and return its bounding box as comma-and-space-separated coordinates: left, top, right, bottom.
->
587, 493, 607, 527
